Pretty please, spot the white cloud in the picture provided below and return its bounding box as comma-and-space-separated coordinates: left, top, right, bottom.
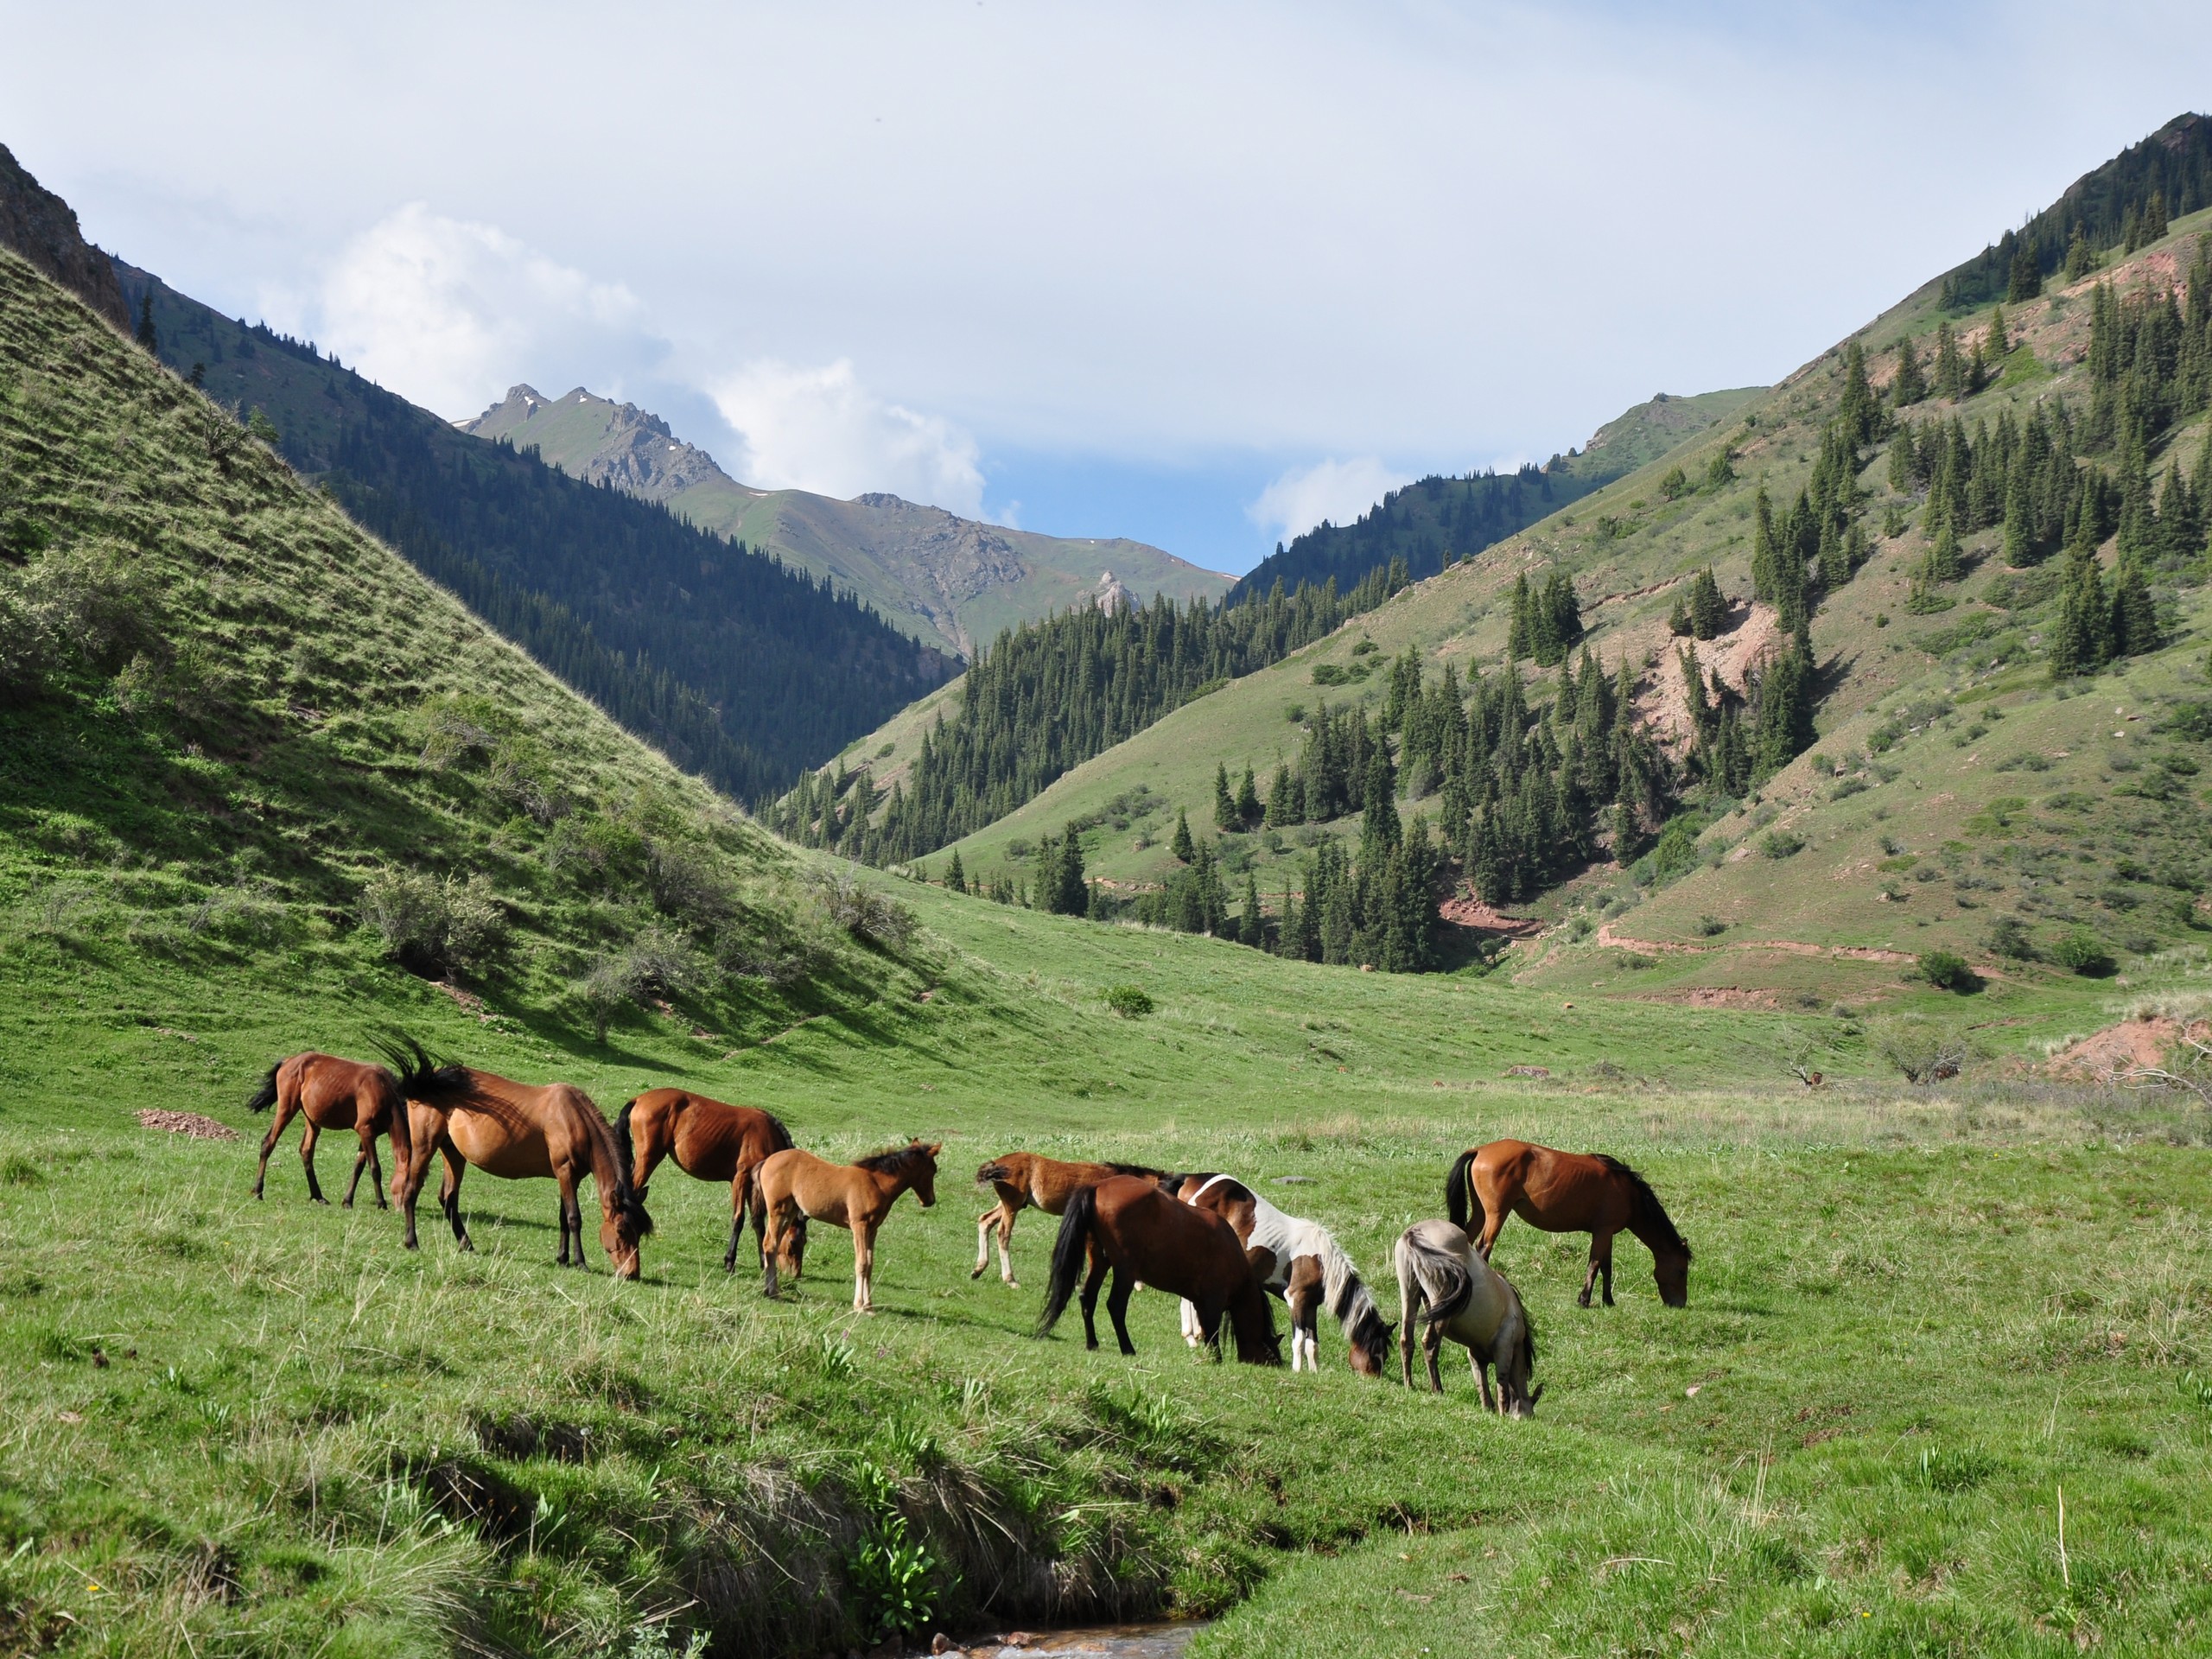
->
285, 203, 650, 419
1248, 457, 1412, 548
708, 358, 987, 518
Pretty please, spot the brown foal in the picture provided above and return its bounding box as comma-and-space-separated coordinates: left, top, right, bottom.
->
971, 1152, 1166, 1287
757, 1141, 940, 1311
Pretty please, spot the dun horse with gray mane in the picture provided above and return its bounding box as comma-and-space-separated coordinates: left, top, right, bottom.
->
1446, 1139, 1692, 1307
1394, 1219, 1541, 1414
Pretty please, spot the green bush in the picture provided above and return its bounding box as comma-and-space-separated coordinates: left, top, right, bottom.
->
1758, 830, 1804, 859
1916, 950, 1980, 992
1104, 984, 1154, 1019
359, 869, 505, 976
2050, 927, 2116, 976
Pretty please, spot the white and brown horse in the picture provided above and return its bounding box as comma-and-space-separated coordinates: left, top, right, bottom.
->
1167, 1173, 1391, 1376
1394, 1219, 1541, 1414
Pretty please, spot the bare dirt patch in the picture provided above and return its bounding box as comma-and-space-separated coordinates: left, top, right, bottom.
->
2046, 1015, 2209, 1081
1438, 896, 1541, 936
137, 1109, 239, 1141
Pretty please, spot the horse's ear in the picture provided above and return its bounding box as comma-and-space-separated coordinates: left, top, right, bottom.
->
928, 1142, 942, 1155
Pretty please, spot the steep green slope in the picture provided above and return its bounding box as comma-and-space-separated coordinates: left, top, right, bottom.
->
893, 187, 2212, 1003
108, 266, 954, 798
464, 385, 1232, 658
0, 245, 918, 1046
1230, 388, 1763, 601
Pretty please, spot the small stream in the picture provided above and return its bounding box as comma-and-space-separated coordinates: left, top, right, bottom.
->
959, 1624, 1203, 1656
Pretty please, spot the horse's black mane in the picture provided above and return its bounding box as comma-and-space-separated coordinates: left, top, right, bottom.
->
1105, 1161, 1166, 1180
1595, 1154, 1690, 1258
856, 1141, 931, 1174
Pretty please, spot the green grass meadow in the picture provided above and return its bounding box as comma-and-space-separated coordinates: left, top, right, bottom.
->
5, 885, 2210, 1656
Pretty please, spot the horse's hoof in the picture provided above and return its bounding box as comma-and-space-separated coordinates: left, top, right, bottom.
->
1005, 1278, 1020, 1290
312, 1197, 330, 1206
341, 1199, 355, 1210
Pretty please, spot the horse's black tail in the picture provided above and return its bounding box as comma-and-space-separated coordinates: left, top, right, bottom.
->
1445, 1149, 1481, 1231
245, 1065, 280, 1114
976, 1159, 1014, 1188
764, 1110, 796, 1155
1037, 1184, 1099, 1338
371, 1032, 472, 1105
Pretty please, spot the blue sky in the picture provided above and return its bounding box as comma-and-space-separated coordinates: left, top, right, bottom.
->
4, 3, 2209, 574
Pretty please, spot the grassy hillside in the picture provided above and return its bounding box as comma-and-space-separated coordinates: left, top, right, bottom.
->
0, 244, 926, 1061
1230, 388, 1763, 604
463, 385, 1232, 659
895, 201, 2212, 1007
111, 268, 954, 798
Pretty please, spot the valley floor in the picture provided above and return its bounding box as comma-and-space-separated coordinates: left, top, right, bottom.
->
3, 891, 2209, 1656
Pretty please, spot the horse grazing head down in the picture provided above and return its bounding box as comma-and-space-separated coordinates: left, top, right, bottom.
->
858, 1141, 942, 1207
601, 1183, 654, 1281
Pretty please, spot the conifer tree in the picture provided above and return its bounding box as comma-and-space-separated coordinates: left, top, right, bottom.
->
1891, 336, 1927, 407
1704, 449, 1736, 490
135, 294, 157, 353
1506, 572, 1534, 662
1213, 762, 1238, 832
2110, 561, 2159, 658
1986, 305, 2009, 360
2006, 245, 2042, 302
2062, 224, 2097, 283
1924, 520, 1964, 583
1264, 761, 1299, 827
1169, 808, 1195, 862
1685, 569, 1726, 639
1933, 321, 1964, 401
1240, 872, 1267, 949
1235, 765, 1261, 827
2050, 539, 2111, 677
1751, 488, 1779, 602
945, 849, 967, 895
1043, 823, 1089, 916
1837, 340, 1882, 447
1668, 594, 1692, 637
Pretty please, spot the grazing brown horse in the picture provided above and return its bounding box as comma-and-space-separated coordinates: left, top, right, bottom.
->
245, 1038, 457, 1246
1394, 1219, 1541, 1414
1038, 1174, 1282, 1365
971, 1153, 1166, 1287
401, 1070, 654, 1278
1168, 1173, 1391, 1376
1446, 1140, 1691, 1307
615, 1089, 801, 1272
757, 1141, 940, 1310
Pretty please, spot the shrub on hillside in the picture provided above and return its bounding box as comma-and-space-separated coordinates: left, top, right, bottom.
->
1983, 915, 2039, 960
1104, 984, 1154, 1019
1759, 830, 1805, 859
807, 864, 915, 950
1916, 950, 1980, 992
2050, 927, 2117, 977
0, 538, 160, 700
1871, 1016, 1972, 1084
359, 869, 505, 976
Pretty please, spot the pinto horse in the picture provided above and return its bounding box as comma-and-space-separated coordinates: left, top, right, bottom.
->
1038, 1174, 1282, 1365
1394, 1219, 1541, 1414
756, 1141, 939, 1311
615, 1089, 801, 1272
1167, 1173, 1390, 1375
1446, 1139, 1691, 1307
245, 1038, 458, 1246
401, 1070, 654, 1278
971, 1153, 1167, 1287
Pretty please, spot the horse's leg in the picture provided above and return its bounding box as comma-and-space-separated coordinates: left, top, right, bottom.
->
1294, 1291, 1321, 1374
1474, 1350, 1497, 1414
725, 1173, 747, 1274
366, 1131, 389, 1209
1180, 1297, 1202, 1347
1599, 1230, 1617, 1306
252, 1095, 297, 1199
760, 1201, 783, 1299
1424, 1321, 1447, 1394
973, 1199, 1000, 1280
555, 1167, 584, 1268
1106, 1270, 1137, 1356
393, 1119, 430, 1250
341, 1125, 372, 1209
439, 1142, 473, 1251
996, 1195, 1020, 1287
854, 1217, 876, 1313
1579, 1236, 1603, 1308
1078, 1252, 1109, 1351
298, 1120, 328, 1204
1196, 1296, 1225, 1362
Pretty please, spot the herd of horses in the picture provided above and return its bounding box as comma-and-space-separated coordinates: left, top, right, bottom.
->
245, 1039, 1694, 1413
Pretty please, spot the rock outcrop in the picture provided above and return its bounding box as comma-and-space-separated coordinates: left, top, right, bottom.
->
0, 143, 129, 330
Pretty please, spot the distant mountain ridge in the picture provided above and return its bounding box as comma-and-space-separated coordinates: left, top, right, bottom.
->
99, 260, 954, 799
1230, 388, 1763, 603
463, 385, 1231, 658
